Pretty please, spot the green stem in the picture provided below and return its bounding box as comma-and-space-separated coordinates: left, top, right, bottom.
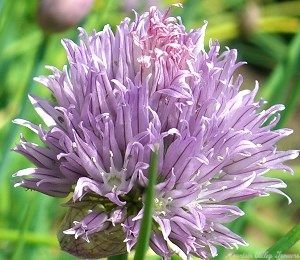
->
249, 34, 287, 62
108, 253, 128, 260
133, 149, 159, 260
277, 76, 300, 129
263, 223, 300, 259
261, 29, 300, 106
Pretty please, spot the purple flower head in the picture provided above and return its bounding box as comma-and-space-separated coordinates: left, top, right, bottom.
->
14, 6, 298, 259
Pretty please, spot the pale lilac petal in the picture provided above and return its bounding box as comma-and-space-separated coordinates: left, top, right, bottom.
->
150, 232, 172, 260
63, 211, 109, 242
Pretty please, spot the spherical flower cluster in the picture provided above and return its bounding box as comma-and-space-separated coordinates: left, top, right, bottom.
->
14, 6, 298, 259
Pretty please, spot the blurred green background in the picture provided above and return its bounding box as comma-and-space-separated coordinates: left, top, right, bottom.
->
0, 0, 300, 259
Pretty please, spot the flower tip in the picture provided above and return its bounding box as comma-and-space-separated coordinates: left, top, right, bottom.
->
293, 150, 300, 159
12, 118, 19, 124
13, 182, 23, 188
237, 209, 245, 216
27, 94, 35, 103
62, 228, 75, 236
280, 104, 286, 110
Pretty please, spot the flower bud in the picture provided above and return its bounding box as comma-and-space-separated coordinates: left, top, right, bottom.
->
37, 0, 94, 33
57, 201, 127, 258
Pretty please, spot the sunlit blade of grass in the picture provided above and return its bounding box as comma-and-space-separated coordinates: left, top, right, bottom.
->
0, 228, 58, 247
264, 223, 300, 258
258, 16, 300, 34
206, 22, 238, 43
263, 1, 300, 17
205, 16, 300, 44
133, 150, 159, 260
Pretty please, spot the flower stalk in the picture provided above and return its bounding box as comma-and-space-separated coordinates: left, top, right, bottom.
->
134, 149, 159, 260
265, 223, 300, 258
107, 253, 128, 260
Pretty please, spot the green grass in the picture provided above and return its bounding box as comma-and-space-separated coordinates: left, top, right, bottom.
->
1, 0, 300, 259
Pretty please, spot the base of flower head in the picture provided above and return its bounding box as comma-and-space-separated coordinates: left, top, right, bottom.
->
58, 200, 127, 258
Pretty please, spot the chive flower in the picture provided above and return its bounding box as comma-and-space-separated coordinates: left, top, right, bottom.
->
14, 6, 298, 259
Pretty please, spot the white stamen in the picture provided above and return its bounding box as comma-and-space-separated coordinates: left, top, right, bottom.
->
217, 155, 224, 161
72, 142, 77, 150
